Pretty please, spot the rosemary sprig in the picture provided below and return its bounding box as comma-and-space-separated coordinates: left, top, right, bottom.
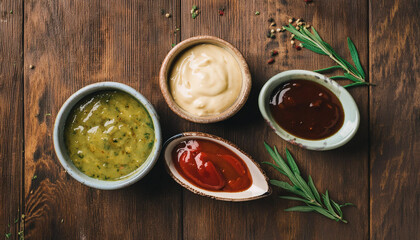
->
284, 24, 370, 88
263, 143, 353, 223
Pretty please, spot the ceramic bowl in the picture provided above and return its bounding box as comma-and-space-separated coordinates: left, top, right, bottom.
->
258, 70, 360, 151
53, 82, 162, 190
159, 36, 252, 123
163, 132, 271, 201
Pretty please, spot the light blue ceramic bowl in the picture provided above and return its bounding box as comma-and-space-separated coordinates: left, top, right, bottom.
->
53, 82, 162, 190
258, 70, 360, 151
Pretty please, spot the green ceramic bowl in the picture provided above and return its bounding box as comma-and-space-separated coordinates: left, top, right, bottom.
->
258, 70, 360, 151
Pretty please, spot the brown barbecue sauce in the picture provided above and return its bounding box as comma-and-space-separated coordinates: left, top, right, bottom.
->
269, 80, 344, 140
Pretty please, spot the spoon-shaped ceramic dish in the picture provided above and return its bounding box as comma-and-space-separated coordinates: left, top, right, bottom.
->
163, 132, 271, 201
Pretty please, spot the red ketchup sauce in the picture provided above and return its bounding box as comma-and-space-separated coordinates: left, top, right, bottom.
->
172, 139, 252, 192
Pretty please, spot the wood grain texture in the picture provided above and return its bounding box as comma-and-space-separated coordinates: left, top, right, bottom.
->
0, 0, 415, 238
369, 0, 420, 239
180, 0, 368, 239
0, 0, 24, 239
23, 0, 181, 239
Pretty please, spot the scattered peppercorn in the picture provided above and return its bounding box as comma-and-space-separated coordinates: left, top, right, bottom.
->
267, 58, 275, 64
270, 22, 276, 27
295, 45, 302, 50
276, 28, 281, 32
288, 18, 295, 23
165, 13, 171, 18
270, 50, 279, 56
270, 34, 276, 39
160, 9, 165, 15
10, 10, 13, 14
296, 26, 300, 30
268, 17, 274, 22
270, 29, 275, 33
29, 65, 34, 69
255, 11, 260, 15
291, 40, 295, 45
218, 8, 225, 16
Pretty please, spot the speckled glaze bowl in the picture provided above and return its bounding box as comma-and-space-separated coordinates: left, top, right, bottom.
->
53, 82, 162, 190
258, 70, 360, 151
159, 36, 252, 123
163, 132, 271, 201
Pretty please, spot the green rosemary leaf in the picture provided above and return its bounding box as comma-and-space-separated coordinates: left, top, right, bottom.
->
265, 144, 302, 190
322, 191, 336, 216
264, 142, 280, 165
312, 206, 338, 220
341, 58, 362, 78
340, 203, 355, 207
331, 200, 343, 217
301, 27, 317, 42
295, 174, 315, 200
270, 180, 307, 199
285, 148, 300, 175
344, 73, 363, 82
285, 24, 310, 42
279, 195, 316, 205
311, 26, 324, 42
264, 145, 353, 223
314, 65, 342, 73
292, 34, 309, 43
307, 175, 321, 203
321, 41, 361, 77
283, 23, 367, 88
269, 179, 292, 189
343, 82, 368, 88
262, 162, 286, 175
347, 37, 365, 78
285, 206, 315, 212
329, 76, 349, 80
301, 43, 327, 55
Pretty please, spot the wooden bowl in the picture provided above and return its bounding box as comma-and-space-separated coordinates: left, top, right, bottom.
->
159, 36, 252, 123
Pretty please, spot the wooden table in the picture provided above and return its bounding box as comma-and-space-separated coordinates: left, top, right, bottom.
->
1, 0, 419, 239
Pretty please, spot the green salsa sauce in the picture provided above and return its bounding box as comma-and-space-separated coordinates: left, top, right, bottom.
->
64, 90, 155, 180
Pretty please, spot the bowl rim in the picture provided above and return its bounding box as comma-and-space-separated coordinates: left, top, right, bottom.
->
258, 70, 360, 151
53, 82, 162, 190
162, 132, 272, 201
159, 35, 252, 123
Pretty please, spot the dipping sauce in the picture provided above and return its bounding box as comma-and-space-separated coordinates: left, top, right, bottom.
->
269, 80, 344, 140
64, 90, 155, 180
169, 44, 242, 116
172, 139, 252, 192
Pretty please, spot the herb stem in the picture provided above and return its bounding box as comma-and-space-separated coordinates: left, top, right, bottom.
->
283, 23, 369, 87
264, 143, 353, 223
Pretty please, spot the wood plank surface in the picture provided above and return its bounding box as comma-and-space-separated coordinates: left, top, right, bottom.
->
0, 0, 24, 239
369, 0, 420, 239
180, 0, 369, 239
23, 0, 181, 239
0, 0, 418, 239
